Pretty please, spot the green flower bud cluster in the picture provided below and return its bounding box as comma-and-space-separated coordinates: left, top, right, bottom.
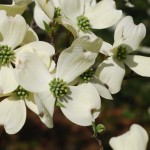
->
54, 7, 61, 18
15, 86, 29, 99
80, 68, 95, 83
0, 45, 15, 66
49, 78, 69, 98
77, 15, 90, 32
115, 46, 127, 61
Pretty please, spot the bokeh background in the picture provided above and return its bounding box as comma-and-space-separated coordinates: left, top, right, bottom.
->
0, 0, 150, 150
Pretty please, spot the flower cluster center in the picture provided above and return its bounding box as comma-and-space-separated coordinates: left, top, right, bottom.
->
115, 46, 127, 61
54, 7, 61, 18
80, 68, 95, 83
15, 86, 29, 99
77, 15, 90, 32
0, 45, 15, 66
49, 78, 69, 98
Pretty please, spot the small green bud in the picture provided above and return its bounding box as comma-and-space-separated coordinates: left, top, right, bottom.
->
0, 45, 15, 66
96, 124, 105, 133
77, 15, 91, 32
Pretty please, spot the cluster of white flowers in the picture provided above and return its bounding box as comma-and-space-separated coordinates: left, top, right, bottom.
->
0, 0, 149, 149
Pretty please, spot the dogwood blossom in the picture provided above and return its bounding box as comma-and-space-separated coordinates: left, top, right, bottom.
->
14, 37, 102, 126
109, 124, 149, 150
57, 0, 122, 37
0, 10, 53, 94
96, 16, 150, 94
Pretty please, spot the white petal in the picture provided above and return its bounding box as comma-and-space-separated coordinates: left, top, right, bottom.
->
25, 94, 39, 115
14, 52, 51, 93
60, 83, 101, 126
91, 77, 113, 100
36, 0, 54, 19
0, 14, 27, 49
109, 124, 149, 150
85, 0, 96, 11
72, 35, 102, 53
34, 90, 55, 128
100, 41, 113, 56
49, 60, 56, 72
114, 16, 146, 50
0, 66, 18, 94
86, 0, 122, 29
58, 0, 84, 21
15, 41, 55, 68
96, 57, 125, 94
0, 98, 26, 134
53, 0, 60, 7
137, 46, 150, 54
0, 10, 9, 29
56, 46, 97, 83
124, 55, 150, 77
21, 25, 39, 46
0, 3, 27, 16
57, 17, 79, 38
34, 4, 51, 30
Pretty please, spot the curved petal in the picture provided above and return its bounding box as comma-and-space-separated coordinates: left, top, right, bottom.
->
21, 25, 39, 46
53, 0, 60, 7
0, 14, 27, 49
114, 16, 146, 50
0, 98, 26, 134
100, 41, 113, 56
15, 41, 55, 68
34, 90, 55, 128
96, 57, 125, 94
86, 0, 122, 29
91, 77, 113, 100
124, 55, 150, 77
60, 83, 101, 126
25, 94, 39, 115
56, 46, 97, 83
0, 66, 18, 94
58, 0, 84, 21
34, 4, 51, 30
0, 3, 27, 16
14, 52, 51, 93
36, 0, 54, 19
56, 17, 79, 38
109, 124, 149, 150
72, 35, 102, 54
0, 10, 9, 31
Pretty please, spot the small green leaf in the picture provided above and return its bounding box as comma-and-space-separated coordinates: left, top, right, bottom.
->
43, 21, 51, 34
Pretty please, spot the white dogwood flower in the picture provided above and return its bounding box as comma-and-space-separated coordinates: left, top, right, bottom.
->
0, 83, 55, 134
0, 11, 54, 94
96, 16, 150, 94
109, 124, 149, 150
0, 86, 36, 134
14, 37, 102, 126
57, 0, 122, 37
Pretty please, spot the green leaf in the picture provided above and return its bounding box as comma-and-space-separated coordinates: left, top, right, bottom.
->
43, 21, 51, 34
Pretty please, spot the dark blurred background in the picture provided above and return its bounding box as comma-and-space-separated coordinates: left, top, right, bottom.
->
0, 0, 150, 150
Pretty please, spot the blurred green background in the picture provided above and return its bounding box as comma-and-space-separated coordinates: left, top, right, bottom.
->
0, 0, 150, 150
